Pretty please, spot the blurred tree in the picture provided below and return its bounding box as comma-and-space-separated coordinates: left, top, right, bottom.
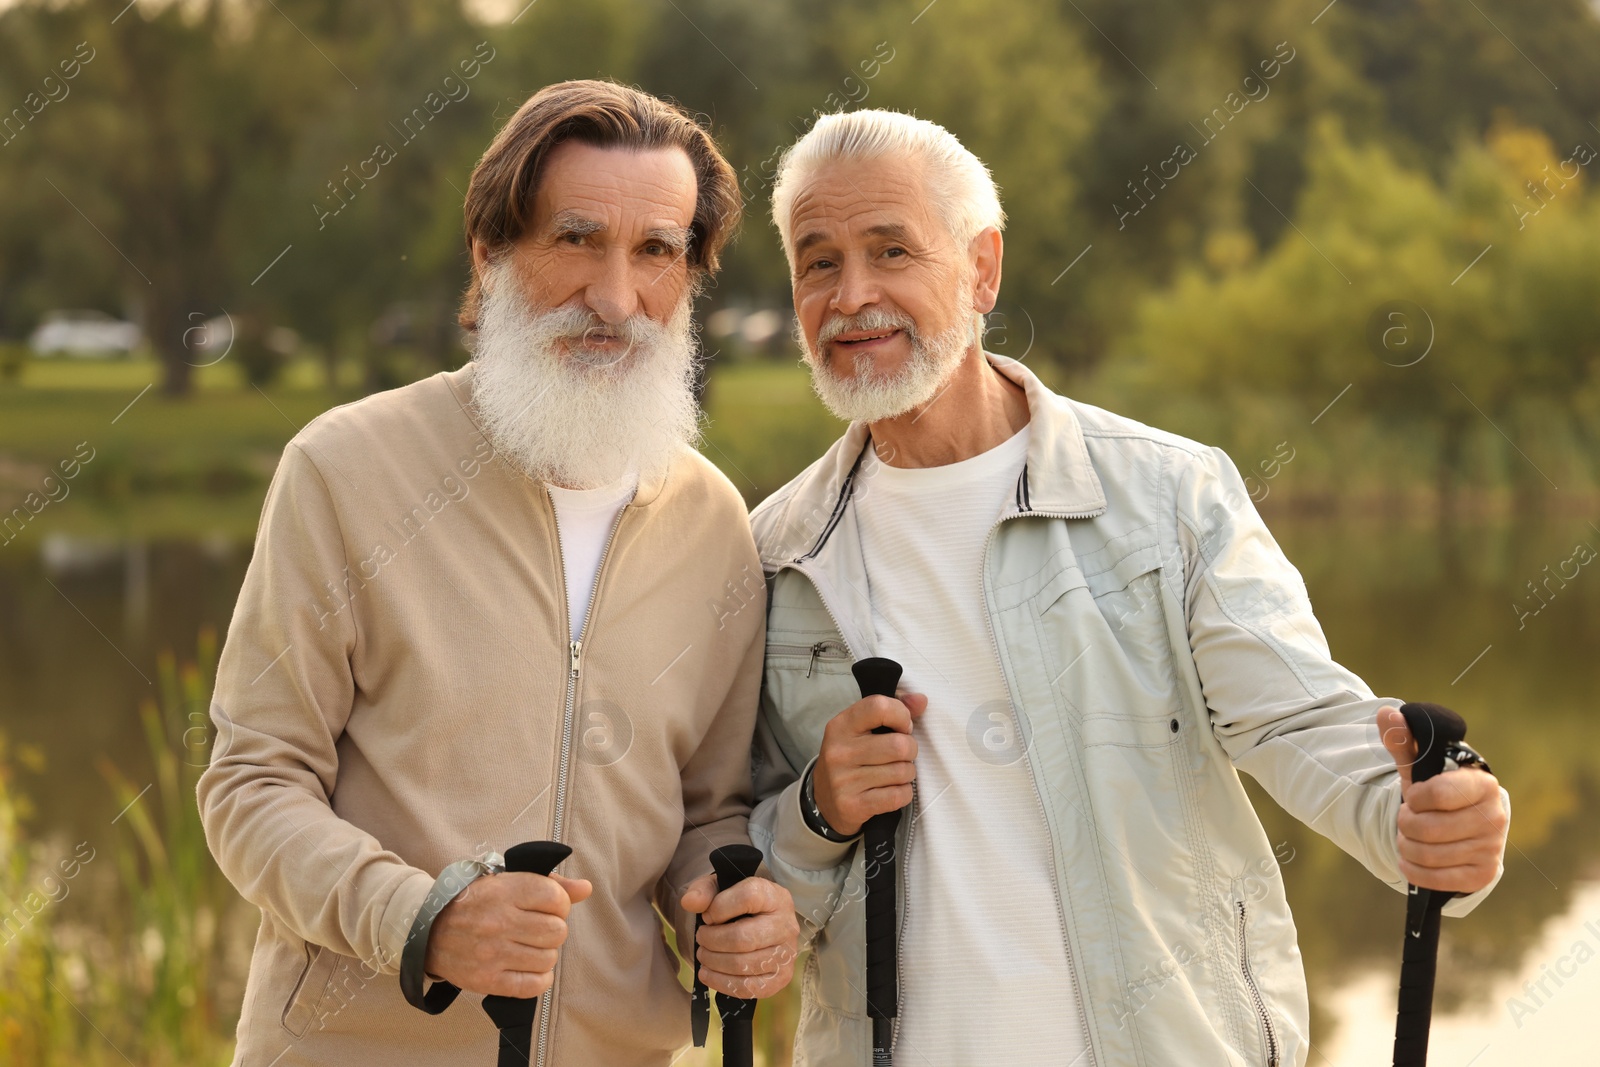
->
0, 0, 324, 395
0, 0, 1596, 419
1329, 0, 1600, 165
256, 0, 503, 389
1102, 117, 1600, 501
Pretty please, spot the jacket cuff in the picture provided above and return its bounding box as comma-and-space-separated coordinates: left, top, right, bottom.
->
773, 758, 858, 872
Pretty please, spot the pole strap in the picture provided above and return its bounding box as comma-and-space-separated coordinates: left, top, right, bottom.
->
400, 858, 498, 1014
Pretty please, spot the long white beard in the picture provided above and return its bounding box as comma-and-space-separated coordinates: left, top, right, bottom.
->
469, 261, 702, 489
800, 305, 974, 423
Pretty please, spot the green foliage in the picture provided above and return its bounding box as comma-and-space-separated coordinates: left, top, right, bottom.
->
95, 627, 238, 1063
0, 632, 243, 1067
1094, 117, 1600, 500
701, 360, 845, 505
2, 0, 1598, 492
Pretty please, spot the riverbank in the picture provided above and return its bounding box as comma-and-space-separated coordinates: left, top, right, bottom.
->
3, 356, 1596, 541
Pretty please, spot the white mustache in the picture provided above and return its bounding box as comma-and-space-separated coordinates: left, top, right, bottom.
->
540, 305, 671, 362
817, 307, 918, 349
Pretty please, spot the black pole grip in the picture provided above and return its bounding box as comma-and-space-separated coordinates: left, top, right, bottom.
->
1397, 702, 1467, 785
708, 844, 765, 1067
852, 658, 903, 702
503, 841, 573, 878
1391, 702, 1469, 1067
483, 841, 572, 1067
852, 658, 905, 1064
710, 843, 765, 889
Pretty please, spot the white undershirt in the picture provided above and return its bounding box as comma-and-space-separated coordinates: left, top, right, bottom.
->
853, 425, 1089, 1065
547, 474, 636, 640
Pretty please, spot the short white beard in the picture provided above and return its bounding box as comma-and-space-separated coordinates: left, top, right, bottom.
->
469, 259, 702, 489
799, 304, 975, 424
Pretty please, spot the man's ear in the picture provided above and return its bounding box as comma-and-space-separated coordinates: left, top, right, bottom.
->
970, 227, 1003, 314
470, 239, 493, 286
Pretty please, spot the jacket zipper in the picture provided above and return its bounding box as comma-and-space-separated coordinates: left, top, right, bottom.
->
534, 497, 629, 1067
1235, 900, 1280, 1067
887, 777, 917, 1056
968, 507, 1099, 1067
767, 639, 850, 676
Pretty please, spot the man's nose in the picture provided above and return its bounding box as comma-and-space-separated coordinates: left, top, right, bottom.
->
584, 251, 641, 324
829, 259, 878, 317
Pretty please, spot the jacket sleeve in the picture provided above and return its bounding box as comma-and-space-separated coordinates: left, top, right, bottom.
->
748, 686, 857, 951
196, 442, 434, 975
655, 560, 768, 960
1177, 445, 1508, 918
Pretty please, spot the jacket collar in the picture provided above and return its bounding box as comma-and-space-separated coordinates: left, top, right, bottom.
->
756, 351, 1106, 567
988, 353, 1107, 517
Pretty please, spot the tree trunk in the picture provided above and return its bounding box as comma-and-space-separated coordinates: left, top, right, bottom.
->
147, 289, 195, 397
1437, 410, 1467, 517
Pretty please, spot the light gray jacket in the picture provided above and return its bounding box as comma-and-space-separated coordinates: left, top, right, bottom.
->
747, 353, 1505, 1067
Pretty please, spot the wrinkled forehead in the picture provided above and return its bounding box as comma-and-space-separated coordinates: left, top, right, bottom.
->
786, 157, 941, 257
534, 142, 698, 237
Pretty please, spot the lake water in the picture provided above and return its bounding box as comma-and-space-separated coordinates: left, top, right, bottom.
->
2, 511, 1596, 1061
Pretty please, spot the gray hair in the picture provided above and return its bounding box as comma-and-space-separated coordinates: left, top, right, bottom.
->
770, 109, 1006, 266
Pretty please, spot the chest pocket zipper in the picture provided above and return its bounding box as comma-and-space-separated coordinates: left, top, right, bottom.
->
1235, 900, 1281, 1067
767, 640, 850, 677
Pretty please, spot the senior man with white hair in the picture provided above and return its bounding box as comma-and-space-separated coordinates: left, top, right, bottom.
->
747, 109, 1511, 1066
199, 80, 797, 1067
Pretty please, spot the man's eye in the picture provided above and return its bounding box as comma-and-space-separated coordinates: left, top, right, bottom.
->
807, 258, 835, 273
561, 232, 586, 245
644, 242, 668, 256
883, 247, 906, 259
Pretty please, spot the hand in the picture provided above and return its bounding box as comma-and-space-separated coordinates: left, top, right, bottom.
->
1378, 706, 1508, 895
681, 873, 799, 999
813, 692, 927, 837
424, 870, 593, 998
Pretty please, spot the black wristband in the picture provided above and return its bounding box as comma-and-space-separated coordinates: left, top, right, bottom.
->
801, 763, 860, 843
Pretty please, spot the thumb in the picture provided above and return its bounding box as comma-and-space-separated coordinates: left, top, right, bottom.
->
900, 692, 929, 718
551, 874, 593, 905
1377, 705, 1416, 797
679, 871, 718, 916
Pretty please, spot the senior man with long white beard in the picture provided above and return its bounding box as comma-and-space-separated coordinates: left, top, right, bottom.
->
198, 80, 797, 1067
746, 110, 1512, 1066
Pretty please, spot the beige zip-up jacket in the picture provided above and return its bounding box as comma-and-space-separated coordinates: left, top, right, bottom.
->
197, 364, 765, 1067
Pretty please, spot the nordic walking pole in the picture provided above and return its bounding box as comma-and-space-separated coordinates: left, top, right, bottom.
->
689, 843, 766, 1067
852, 657, 906, 1067
482, 841, 573, 1067
1391, 702, 1492, 1067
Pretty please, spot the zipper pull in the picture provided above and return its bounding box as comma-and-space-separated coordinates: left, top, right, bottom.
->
570, 640, 581, 673
807, 642, 823, 678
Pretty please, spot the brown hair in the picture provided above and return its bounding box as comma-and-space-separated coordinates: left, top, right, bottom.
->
458, 79, 741, 332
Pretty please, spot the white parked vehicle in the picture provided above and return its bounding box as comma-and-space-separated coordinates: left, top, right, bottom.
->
29, 309, 142, 357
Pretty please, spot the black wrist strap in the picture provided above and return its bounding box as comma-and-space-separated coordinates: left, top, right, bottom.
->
400, 858, 495, 1014
691, 911, 710, 1047
801, 762, 859, 843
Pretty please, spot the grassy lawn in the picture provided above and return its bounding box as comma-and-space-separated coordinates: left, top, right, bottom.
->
0, 355, 843, 541
700, 358, 844, 504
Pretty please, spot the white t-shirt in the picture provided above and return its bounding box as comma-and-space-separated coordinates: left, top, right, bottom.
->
853, 425, 1090, 1065
547, 474, 636, 639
